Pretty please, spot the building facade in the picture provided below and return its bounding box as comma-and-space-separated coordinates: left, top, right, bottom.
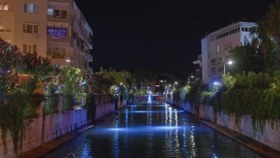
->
201, 21, 257, 84
0, 0, 93, 73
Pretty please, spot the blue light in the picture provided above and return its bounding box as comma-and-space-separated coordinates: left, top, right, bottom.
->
106, 126, 185, 133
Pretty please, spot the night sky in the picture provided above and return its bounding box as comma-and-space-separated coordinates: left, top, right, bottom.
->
75, 0, 276, 79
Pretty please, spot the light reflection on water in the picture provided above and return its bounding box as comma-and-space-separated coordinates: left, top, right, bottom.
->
44, 104, 264, 158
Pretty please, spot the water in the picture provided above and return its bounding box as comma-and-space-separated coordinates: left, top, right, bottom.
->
44, 104, 264, 158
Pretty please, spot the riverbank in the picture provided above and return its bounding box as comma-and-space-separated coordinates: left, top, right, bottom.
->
18, 101, 124, 158
171, 103, 280, 158
21, 103, 280, 158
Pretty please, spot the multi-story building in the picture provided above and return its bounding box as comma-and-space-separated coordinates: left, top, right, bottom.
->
0, 0, 93, 73
201, 21, 257, 84
192, 54, 202, 83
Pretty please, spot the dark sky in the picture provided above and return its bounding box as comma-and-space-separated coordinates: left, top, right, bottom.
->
75, 0, 276, 79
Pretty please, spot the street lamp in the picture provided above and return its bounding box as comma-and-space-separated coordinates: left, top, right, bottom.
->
187, 75, 194, 86
223, 60, 233, 75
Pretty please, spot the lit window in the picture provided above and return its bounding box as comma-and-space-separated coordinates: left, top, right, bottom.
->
24, 3, 38, 13
3, 3, 8, 10
47, 8, 54, 15
0, 3, 8, 10
47, 27, 68, 39
0, 25, 4, 31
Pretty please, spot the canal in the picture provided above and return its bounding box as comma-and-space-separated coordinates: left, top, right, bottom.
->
43, 103, 263, 158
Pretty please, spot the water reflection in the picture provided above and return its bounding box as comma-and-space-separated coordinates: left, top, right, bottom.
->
44, 104, 264, 158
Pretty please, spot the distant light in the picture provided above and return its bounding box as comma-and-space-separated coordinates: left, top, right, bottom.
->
66, 59, 71, 63
82, 81, 87, 85
190, 75, 194, 78
213, 81, 220, 86
227, 60, 233, 65
174, 81, 178, 85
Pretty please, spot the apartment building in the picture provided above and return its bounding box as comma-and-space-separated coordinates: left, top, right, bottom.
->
201, 21, 257, 84
0, 0, 93, 73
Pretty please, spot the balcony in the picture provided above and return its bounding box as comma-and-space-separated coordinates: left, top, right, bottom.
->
47, 34, 71, 43
47, 15, 72, 23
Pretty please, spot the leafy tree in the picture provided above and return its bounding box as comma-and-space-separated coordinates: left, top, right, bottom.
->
256, 1, 280, 70
131, 68, 158, 88
230, 40, 264, 73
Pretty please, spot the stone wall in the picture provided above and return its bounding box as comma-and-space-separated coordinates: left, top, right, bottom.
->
0, 95, 126, 157
0, 106, 88, 157
179, 102, 280, 152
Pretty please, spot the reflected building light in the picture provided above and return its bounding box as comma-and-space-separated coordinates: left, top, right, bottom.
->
125, 108, 128, 127
168, 107, 172, 126
189, 127, 197, 157
113, 128, 120, 158
80, 145, 91, 158
174, 109, 178, 126
165, 105, 168, 125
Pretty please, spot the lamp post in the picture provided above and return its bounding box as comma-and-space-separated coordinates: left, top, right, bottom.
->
187, 75, 194, 86
223, 60, 233, 75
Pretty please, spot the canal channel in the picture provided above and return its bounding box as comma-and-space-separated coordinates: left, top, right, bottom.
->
43, 103, 263, 158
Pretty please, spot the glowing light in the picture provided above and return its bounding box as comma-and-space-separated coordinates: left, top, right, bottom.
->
106, 126, 183, 133
66, 59, 71, 63
227, 60, 233, 65
213, 81, 221, 87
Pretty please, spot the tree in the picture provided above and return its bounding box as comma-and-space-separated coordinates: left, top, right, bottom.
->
256, 1, 280, 70
230, 40, 264, 73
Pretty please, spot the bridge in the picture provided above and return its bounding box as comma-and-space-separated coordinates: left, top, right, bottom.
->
132, 95, 172, 105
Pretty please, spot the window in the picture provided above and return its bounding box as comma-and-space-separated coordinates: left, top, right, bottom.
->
23, 44, 27, 53
47, 8, 54, 15
47, 27, 67, 39
0, 3, 8, 10
23, 24, 38, 33
0, 25, 4, 31
61, 10, 67, 18
23, 44, 37, 53
53, 9, 67, 18
48, 47, 66, 59
24, 3, 38, 13
33, 45, 37, 53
